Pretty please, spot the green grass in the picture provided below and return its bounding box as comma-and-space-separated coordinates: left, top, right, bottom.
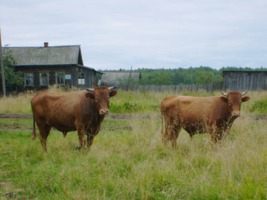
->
0, 89, 266, 115
0, 118, 32, 124
249, 98, 267, 114
1, 90, 267, 199
1, 117, 267, 199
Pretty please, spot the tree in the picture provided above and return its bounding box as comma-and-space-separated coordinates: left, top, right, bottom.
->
195, 71, 215, 84
0, 46, 24, 89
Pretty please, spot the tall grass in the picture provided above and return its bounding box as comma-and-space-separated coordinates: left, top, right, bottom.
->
1, 116, 267, 199
0, 89, 267, 199
0, 90, 35, 113
1, 88, 264, 114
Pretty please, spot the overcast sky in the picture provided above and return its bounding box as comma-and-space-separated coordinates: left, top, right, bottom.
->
1, 0, 267, 70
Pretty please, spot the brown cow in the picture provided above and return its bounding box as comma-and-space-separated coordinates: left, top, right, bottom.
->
31, 86, 117, 152
161, 91, 250, 149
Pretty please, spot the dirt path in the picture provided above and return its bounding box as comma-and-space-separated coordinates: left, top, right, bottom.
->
0, 113, 161, 120
0, 122, 132, 132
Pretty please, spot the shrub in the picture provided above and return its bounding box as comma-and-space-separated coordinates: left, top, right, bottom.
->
249, 98, 267, 114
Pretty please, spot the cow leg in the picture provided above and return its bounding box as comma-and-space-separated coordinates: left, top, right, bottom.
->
36, 121, 52, 153
162, 125, 172, 146
86, 134, 94, 151
86, 127, 100, 151
210, 134, 217, 150
189, 133, 194, 140
209, 125, 218, 150
171, 126, 181, 149
162, 116, 172, 146
220, 127, 232, 142
77, 128, 86, 150
62, 132, 67, 138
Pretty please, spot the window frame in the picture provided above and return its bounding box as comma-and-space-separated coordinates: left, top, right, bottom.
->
39, 72, 49, 86
78, 72, 85, 85
24, 73, 34, 87
56, 72, 65, 85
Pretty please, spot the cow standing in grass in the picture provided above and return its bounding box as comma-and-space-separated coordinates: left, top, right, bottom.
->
31, 86, 117, 152
161, 91, 250, 149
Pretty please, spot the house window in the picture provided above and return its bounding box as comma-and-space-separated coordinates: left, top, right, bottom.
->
78, 72, 85, 85
24, 73, 34, 86
40, 73, 49, 86
56, 72, 65, 85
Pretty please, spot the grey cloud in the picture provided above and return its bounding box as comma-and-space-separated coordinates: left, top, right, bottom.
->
1, 0, 267, 70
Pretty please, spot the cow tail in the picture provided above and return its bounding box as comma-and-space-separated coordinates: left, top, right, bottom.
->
31, 113, 36, 140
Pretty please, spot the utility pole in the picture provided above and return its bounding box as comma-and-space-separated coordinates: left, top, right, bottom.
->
0, 27, 6, 97
127, 66, 132, 91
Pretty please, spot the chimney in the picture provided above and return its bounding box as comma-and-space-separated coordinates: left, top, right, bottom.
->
44, 42, 49, 47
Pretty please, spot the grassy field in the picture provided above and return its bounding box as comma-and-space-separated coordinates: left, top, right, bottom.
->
0, 89, 267, 199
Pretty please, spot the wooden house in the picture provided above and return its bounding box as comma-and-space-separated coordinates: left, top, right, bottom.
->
223, 70, 267, 91
6, 43, 101, 90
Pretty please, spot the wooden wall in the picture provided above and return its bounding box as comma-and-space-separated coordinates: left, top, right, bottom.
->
223, 71, 267, 91
117, 82, 223, 92
70, 66, 96, 89
14, 65, 96, 90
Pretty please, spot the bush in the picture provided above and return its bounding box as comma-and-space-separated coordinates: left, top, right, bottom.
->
109, 102, 159, 114
249, 99, 267, 114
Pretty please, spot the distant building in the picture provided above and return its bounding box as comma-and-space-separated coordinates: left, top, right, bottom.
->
100, 71, 141, 86
5, 42, 101, 90
223, 71, 267, 91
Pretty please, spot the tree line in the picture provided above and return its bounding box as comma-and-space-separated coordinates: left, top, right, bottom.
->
1, 47, 267, 89
102, 66, 267, 85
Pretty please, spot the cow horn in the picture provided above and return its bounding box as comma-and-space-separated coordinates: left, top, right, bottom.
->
108, 86, 117, 90
241, 91, 247, 96
221, 92, 227, 96
86, 88, 94, 92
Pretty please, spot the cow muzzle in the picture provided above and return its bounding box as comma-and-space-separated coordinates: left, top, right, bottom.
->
100, 109, 109, 115
232, 111, 240, 117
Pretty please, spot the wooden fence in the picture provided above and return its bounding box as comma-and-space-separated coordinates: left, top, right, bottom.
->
0, 82, 223, 97
116, 82, 223, 92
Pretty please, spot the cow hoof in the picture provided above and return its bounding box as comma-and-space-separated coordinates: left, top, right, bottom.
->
31, 134, 36, 140
76, 146, 82, 151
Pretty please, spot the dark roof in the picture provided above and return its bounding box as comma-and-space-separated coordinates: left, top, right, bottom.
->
4, 45, 102, 74
6, 45, 83, 66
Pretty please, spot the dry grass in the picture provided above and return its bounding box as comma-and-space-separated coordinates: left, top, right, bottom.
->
1, 115, 267, 199
0, 88, 267, 199
0, 90, 35, 113
0, 88, 262, 114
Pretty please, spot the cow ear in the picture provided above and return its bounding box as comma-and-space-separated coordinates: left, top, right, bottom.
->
85, 92, 95, 99
242, 96, 250, 102
109, 90, 117, 97
220, 96, 228, 103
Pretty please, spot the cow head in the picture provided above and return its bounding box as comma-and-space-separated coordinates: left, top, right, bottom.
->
220, 91, 250, 117
85, 86, 117, 115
